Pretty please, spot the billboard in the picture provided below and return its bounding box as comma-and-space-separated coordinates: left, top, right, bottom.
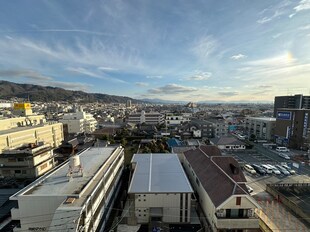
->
13, 103, 31, 110
277, 111, 291, 120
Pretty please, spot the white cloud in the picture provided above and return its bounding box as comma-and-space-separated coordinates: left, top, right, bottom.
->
148, 84, 197, 94
294, 0, 310, 12
97, 66, 118, 71
298, 24, 310, 30
218, 91, 239, 97
230, 54, 247, 60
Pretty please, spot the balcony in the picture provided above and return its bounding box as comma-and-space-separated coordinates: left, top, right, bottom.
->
215, 216, 259, 229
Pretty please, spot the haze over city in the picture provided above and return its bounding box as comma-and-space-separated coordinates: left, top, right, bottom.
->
0, 0, 310, 102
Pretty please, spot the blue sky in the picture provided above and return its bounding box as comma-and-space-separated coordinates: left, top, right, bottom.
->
0, 0, 310, 102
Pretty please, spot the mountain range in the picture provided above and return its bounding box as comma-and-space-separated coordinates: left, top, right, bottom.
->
0, 81, 140, 103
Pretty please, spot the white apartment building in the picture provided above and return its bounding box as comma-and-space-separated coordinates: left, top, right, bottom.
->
60, 108, 97, 134
0, 122, 64, 153
245, 117, 276, 141
0, 142, 55, 179
10, 146, 124, 232
128, 153, 193, 224
128, 111, 164, 125
165, 113, 190, 125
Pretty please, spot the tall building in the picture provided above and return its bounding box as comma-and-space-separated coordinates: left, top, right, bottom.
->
126, 99, 132, 108
10, 146, 124, 232
274, 109, 310, 149
274, 94, 310, 117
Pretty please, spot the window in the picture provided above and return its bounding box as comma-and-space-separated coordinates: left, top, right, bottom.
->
14, 170, 21, 174
17, 158, 24, 162
236, 197, 241, 205
40, 163, 48, 171
8, 158, 16, 162
22, 170, 27, 174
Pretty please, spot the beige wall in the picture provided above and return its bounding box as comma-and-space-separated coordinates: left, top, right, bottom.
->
0, 123, 63, 153
0, 115, 46, 131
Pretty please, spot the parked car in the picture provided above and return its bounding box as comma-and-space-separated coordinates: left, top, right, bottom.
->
282, 164, 296, 175
278, 152, 290, 160
261, 164, 273, 174
276, 147, 290, 152
251, 164, 266, 175
275, 165, 290, 175
246, 185, 254, 193
244, 164, 257, 174
268, 164, 281, 175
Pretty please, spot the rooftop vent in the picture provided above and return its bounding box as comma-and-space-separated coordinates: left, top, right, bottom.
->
67, 155, 83, 180
230, 163, 239, 175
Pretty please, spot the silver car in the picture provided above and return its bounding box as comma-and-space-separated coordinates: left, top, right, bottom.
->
276, 165, 290, 175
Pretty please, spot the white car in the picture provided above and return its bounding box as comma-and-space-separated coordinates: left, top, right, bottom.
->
244, 164, 257, 174
275, 165, 290, 175
276, 147, 289, 152
282, 164, 296, 175
268, 165, 281, 175
278, 153, 290, 160
246, 185, 254, 193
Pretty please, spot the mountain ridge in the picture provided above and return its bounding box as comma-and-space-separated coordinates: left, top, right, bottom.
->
0, 81, 141, 103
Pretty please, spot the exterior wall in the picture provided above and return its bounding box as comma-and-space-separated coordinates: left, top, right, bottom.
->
0, 115, 46, 131
128, 111, 164, 125
183, 158, 259, 231
134, 193, 191, 223
214, 122, 228, 138
0, 147, 54, 178
60, 111, 97, 134
0, 123, 63, 153
218, 144, 245, 150
245, 117, 276, 141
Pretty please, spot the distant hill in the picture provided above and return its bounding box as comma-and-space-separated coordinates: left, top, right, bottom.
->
0, 81, 141, 103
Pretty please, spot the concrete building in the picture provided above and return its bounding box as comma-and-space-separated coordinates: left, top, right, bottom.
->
0, 122, 64, 153
274, 108, 310, 150
126, 99, 132, 108
244, 117, 276, 141
206, 119, 229, 138
128, 153, 193, 224
10, 146, 125, 232
165, 113, 190, 126
60, 108, 97, 134
0, 115, 46, 131
0, 142, 55, 179
183, 146, 260, 231
128, 111, 164, 125
274, 94, 310, 117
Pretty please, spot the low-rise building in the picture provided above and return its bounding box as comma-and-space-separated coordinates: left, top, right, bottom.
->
165, 113, 190, 125
10, 146, 124, 232
210, 136, 246, 150
244, 117, 276, 141
183, 146, 260, 231
128, 153, 193, 224
0, 142, 55, 179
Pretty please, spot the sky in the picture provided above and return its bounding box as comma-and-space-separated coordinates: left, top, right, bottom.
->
0, 0, 310, 103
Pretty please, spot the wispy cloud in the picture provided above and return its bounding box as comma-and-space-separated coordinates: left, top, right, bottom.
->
298, 24, 310, 30
146, 75, 162, 79
148, 84, 197, 94
135, 82, 149, 87
218, 91, 239, 97
191, 36, 218, 60
290, 0, 310, 17
257, 1, 291, 23
184, 71, 212, 81
257, 11, 283, 24
0, 69, 52, 81
230, 54, 247, 60
97, 66, 118, 71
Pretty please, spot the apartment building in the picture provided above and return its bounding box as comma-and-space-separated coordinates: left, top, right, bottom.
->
274, 94, 310, 117
274, 108, 310, 149
183, 146, 260, 231
0, 142, 55, 179
0, 115, 46, 131
10, 146, 124, 232
0, 122, 63, 153
128, 111, 164, 125
60, 108, 97, 134
128, 153, 193, 224
244, 117, 276, 141
165, 113, 190, 125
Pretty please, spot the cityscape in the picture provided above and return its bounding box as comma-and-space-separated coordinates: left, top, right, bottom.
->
0, 1, 310, 232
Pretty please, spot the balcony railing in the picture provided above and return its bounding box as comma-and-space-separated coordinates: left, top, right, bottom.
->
215, 216, 259, 229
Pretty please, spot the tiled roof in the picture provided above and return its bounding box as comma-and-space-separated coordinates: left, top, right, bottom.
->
184, 146, 247, 207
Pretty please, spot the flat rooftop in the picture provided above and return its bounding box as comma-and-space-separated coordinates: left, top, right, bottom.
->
15, 147, 116, 196
247, 117, 276, 122
128, 153, 193, 193
0, 122, 60, 135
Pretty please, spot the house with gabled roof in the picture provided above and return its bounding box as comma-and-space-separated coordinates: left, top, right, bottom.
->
183, 145, 260, 231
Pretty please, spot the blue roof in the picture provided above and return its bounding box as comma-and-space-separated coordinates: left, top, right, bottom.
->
166, 138, 183, 148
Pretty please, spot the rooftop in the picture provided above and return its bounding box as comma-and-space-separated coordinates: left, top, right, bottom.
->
0, 122, 60, 136
128, 153, 193, 193
11, 147, 117, 197
246, 117, 276, 122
